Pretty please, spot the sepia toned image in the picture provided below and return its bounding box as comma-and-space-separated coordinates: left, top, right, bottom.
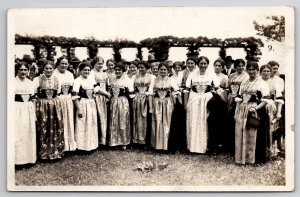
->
7, 6, 295, 191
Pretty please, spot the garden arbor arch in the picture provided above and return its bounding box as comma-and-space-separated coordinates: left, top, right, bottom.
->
15, 35, 264, 62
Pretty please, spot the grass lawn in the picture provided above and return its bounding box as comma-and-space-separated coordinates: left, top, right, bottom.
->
15, 147, 285, 186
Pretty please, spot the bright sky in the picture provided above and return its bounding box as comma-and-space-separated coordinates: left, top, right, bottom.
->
12, 7, 293, 74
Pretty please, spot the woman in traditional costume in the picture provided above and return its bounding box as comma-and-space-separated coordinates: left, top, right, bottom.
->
15, 62, 37, 165
53, 57, 76, 151
234, 61, 269, 165
90, 56, 111, 146
185, 56, 220, 154
226, 59, 249, 155
108, 62, 135, 149
72, 62, 104, 151
148, 62, 180, 150
132, 61, 155, 145
34, 60, 64, 160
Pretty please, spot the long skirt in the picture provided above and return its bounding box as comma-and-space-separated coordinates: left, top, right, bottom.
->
108, 97, 131, 146
36, 98, 64, 160
186, 92, 213, 153
226, 94, 237, 155
132, 94, 149, 144
265, 100, 278, 157
59, 94, 76, 151
15, 101, 36, 165
95, 94, 108, 145
151, 97, 174, 150
255, 107, 269, 164
234, 102, 267, 164
207, 94, 229, 152
169, 97, 186, 151
75, 98, 98, 151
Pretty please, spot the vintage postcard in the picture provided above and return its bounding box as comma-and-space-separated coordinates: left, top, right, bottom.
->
7, 6, 295, 191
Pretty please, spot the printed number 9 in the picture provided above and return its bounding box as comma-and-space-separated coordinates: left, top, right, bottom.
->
268, 45, 273, 51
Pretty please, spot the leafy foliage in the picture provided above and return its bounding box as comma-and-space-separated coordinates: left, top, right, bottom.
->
253, 16, 285, 42
15, 34, 264, 61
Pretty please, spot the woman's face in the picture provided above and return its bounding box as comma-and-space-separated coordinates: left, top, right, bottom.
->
159, 65, 168, 77
174, 64, 182, 73
81, 66, 91, 78
44, 64, 54, 78
199, 59, 208, 73
151, 65, 158, 76
94, 61, 104, 71
115, 67, 124, 78
57, 59, 68, 73
129, 64, 137, 75
107, 61, 115, 71
138, 64, 146, 75
247, 66, 258, 79
17, 65, 28, 79
214, 61, 223, 74
261, 67, 271, 80
236, 62, 245, 74
186, 60, 195, 71
271, 65, 279, 76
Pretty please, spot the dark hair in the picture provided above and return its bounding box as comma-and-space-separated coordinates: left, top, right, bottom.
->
42, 60, 55, 70
246, 61, 259, 71
198, 56, 209, 65
158, 61, 169, 70
137, 61, 150, 69
173, 61, 184, 68
131, 60, 139, 66
186, 57, 198, 64
91, 56, 104, 67
106, 59, 115, 66
267, 60, 280, 68
15, 61, 29, 71
234, 59, 246, 69
55, 56, 68, 68
225, 56, 233, 63
213, 58, 225, 68
78, 61, 92, 71
260, 64, 272, 73
114, 62, 126, 72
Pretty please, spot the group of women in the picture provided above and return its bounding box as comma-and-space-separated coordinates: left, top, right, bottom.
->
14, 54, 285, 167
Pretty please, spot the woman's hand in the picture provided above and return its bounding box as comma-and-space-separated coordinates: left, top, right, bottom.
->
276, 113, 282, 120
78, 110, 83, 118
106, 92, 111, 98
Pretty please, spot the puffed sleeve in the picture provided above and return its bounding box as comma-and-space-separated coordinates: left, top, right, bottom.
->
148, 77, 155, 95
72, 78, 81, 100
224, 75, 229, 88
32, 77, 40, 94
126, 77, 135, 98
259, 79, 270, 101
211, 73, 220, 88
183, 73, 192, 93
274, 77, 285, 104
170, 77, 180, 95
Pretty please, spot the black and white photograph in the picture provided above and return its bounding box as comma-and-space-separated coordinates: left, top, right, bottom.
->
7, 6, 295, 191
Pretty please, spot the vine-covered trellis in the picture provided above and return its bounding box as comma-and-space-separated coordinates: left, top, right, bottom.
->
15, 34, 264, 62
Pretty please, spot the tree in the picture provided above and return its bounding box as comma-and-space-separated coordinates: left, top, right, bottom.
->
253, 16, 285, 42
136, 44, 143, 60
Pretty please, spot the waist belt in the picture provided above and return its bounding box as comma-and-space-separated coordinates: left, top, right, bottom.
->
61, 85, 73, 95
78, 89, 94, 99
191, 85, 211, 94
38, 89, 58, 99
15, 94, 32, 102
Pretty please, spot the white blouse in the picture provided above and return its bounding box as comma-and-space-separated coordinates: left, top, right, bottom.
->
148, 76, 179, 95
186, 70, 220, 88
15, 76, 35, 95
53, 69, 74, 86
